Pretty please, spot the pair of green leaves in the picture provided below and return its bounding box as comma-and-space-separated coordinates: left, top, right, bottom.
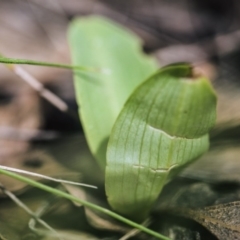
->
68, 16, 217, 221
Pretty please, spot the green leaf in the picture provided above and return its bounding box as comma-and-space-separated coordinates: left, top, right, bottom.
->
68, 16, 158, 168
106, 64, 217, 221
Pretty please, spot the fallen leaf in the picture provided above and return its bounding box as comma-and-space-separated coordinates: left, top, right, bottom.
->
64, 184, 130, 233
0, 150, 80, 195
174, 202, 240, 240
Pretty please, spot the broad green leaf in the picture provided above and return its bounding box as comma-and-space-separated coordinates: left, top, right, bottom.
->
106, 64, 217, 221
68, 16, 158, 168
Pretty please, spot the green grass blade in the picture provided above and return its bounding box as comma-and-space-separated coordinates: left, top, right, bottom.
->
0, 168, 170, 240
106, 64, 217, 221
68, 16, 158, 168
0, 56, 94, 71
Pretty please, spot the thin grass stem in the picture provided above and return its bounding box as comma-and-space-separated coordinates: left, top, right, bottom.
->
0, 56, 95, 72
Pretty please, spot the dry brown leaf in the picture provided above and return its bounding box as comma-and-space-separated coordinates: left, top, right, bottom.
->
176, 202, 240, 240
84, 207, 130, 234
64, 184, 129, 233
0, 150, 80, 195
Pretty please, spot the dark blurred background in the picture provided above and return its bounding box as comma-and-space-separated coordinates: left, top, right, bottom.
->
1, 0, 240, 132
0, 0, 240, 179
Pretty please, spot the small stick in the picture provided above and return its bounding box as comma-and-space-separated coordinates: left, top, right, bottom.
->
0, 55, 99, 112
0, 165, 97, 189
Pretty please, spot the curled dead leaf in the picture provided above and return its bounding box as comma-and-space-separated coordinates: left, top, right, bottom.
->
64, 184, 130, 234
